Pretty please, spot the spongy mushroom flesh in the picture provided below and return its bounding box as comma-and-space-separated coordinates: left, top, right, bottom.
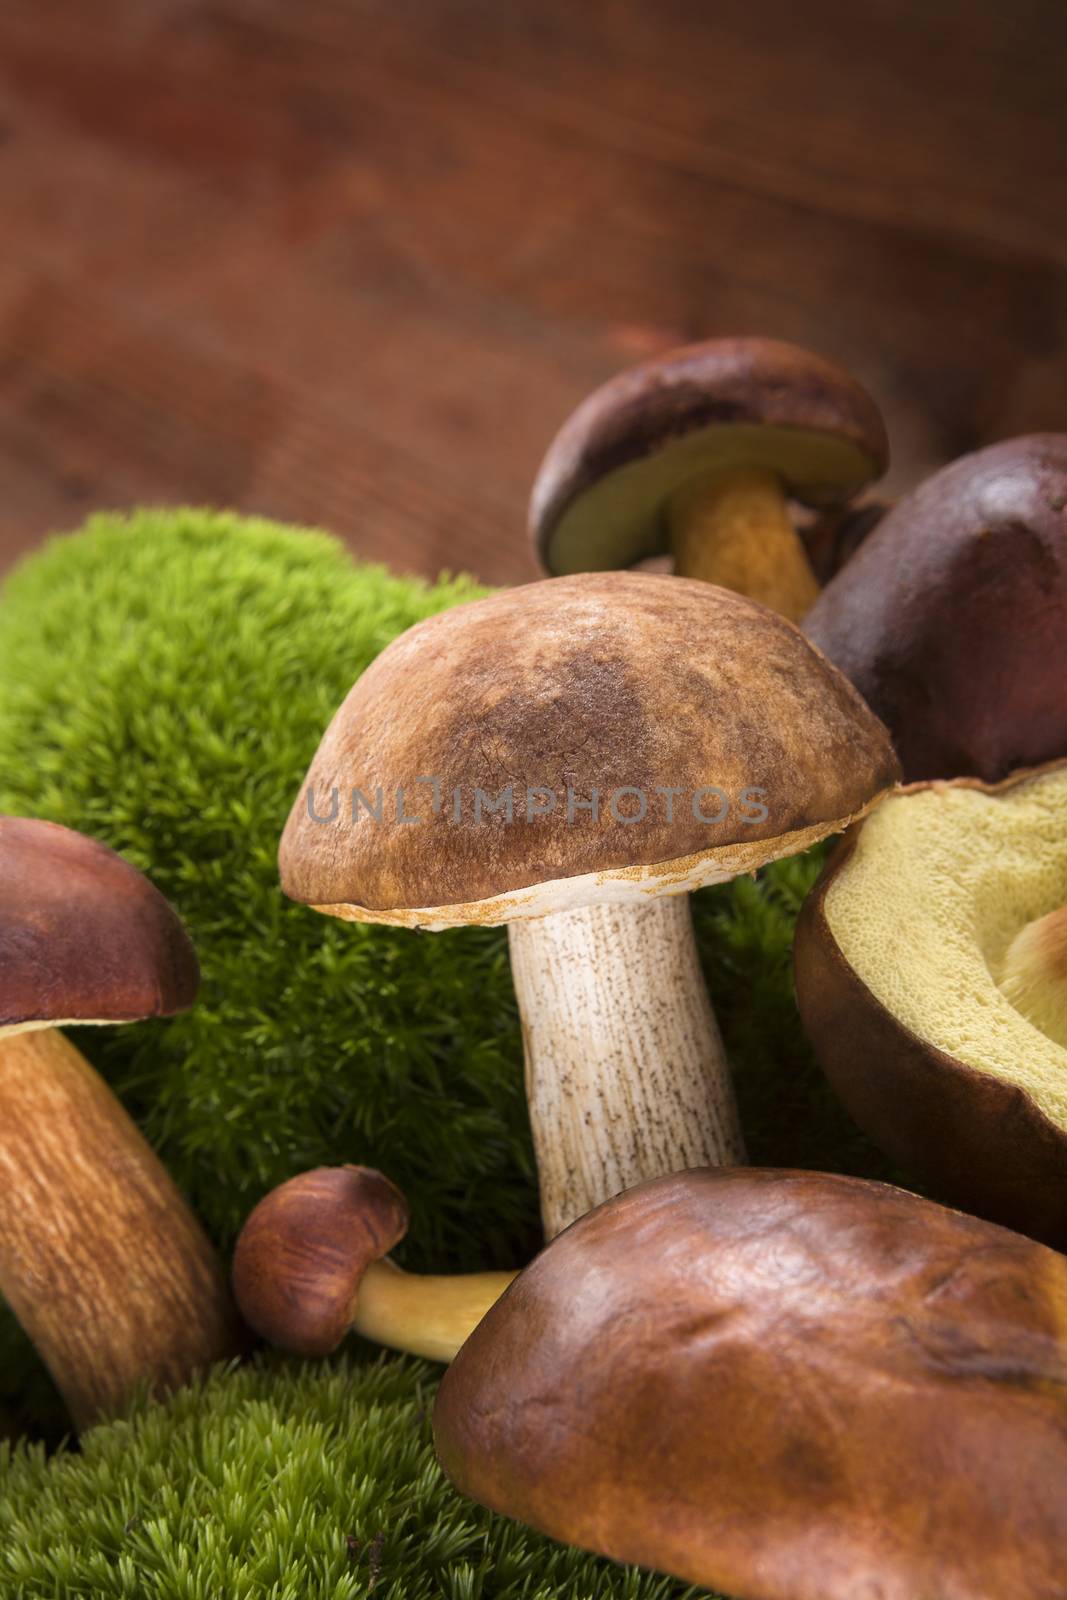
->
824, 767, 1067, 1135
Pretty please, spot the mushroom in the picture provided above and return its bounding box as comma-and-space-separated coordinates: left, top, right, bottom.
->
0, 815, 241, 1427
233, 1166, 516, 1361
434, 1167, 1067, 1600
279, 572, 898, 1237
803, 434, 1067, 782
794, 759, 1067, 1250
529, 337, 887, 621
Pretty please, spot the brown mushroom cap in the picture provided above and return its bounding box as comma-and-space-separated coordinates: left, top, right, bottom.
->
803, 434, 1067, 783
232, 1166, 409, 1357
531, 338, 888, 576
434, 1167, 1067, 1600
794, 761, 1067, 1249
278, 573, 899, 927
0, 816, 199, 1032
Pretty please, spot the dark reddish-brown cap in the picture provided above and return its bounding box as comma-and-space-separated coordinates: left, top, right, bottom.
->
434, 1168, 1067, 1600
278, 572, 899, 928
803, 434, 1067, 782
531, 337, 888, 575
0, 816, 199, 1032
232, 1166, 409, 1358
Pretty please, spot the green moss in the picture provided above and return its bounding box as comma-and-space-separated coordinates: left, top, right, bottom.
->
0, 1354, 707, 1598
0, 510, 535, 1272
0, 508, 892, 1447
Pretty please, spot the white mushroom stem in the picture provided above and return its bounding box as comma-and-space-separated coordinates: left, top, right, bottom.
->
352, 1257, 518, 1362
508, 895, 745, 1238
669, 464, 820, 621
1001, 907, 1067, 1047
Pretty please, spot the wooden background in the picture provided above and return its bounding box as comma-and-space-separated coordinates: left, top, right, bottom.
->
0, 0, 1064, 587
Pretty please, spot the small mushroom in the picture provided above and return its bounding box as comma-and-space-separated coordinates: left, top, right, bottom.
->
530, 337, 887, 621
434, 1167, 1067, 1600
804, 434, 1067, 782
233, 1166, 516, 1361
279, 572, 898, 1237
0, 816, 241, 1428
794, 760, 1067, 1249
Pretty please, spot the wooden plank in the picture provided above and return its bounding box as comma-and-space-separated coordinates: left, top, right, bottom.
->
0, 0, 1063, 585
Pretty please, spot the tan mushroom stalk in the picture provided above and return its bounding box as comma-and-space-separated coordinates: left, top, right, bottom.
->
506, 895, 734, 1232
530, 337, 888, 622
0, 816, 241, 1428
434, 1168, 1067, 1600
669, 462, 818, 614
233, 1166, 515, 1363
279, 573, 898, 1238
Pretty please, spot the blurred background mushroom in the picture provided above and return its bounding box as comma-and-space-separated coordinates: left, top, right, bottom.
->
803, 435, 1067, 781
0, 816, 241, 1428
435, 1167, 1067, 1600
529, 336, 888, 618
233, 1165, 515, 1362
279, 571, 898, 1236
794, 761, 1067, 1249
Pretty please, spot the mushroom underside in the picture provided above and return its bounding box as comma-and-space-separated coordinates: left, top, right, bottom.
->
544, 422, 879, 574
822, 767, 1067, 1132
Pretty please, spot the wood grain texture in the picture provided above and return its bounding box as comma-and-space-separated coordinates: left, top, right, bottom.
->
0, 0, 1063, 587
509, 897, 744, 1236
0, 1026, 241, 1428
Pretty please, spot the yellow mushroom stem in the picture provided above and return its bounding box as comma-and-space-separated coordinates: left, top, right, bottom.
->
1001, 907, 1067, 1048
668, 464, 820, 622
351, 1257, 518, 1363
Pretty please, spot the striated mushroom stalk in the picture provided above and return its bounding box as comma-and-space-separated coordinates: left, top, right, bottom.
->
1001, 906, 1067, 1047
0, 815, 242, 1429
233, 1166, 516, 1363
508, 897, 738, 1237
0, 1026, 240, 1427
669, 464, 819, 620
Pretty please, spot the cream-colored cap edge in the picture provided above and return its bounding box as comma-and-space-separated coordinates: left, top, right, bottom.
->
310, 793, 889, 931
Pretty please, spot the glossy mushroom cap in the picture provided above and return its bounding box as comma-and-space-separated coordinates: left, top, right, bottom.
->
279, 573, 899, 927
531, 337, 888, 575
804, 434, 1067, 782
434, 1168, 1067, 1600
795, 761, 1067, 1248
232, 1166, 409, 1357
0, 816, 199, 1033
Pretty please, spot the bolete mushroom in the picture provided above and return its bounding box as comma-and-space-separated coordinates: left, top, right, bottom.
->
434, 1167, 1067, 1600
804, 433, 1067, 782
0, 816, 241, 1427
279, 572, 898, 1237
233, 1165, 515, 1361
794, 760, 1067, 1250
530, 337, 888, 621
